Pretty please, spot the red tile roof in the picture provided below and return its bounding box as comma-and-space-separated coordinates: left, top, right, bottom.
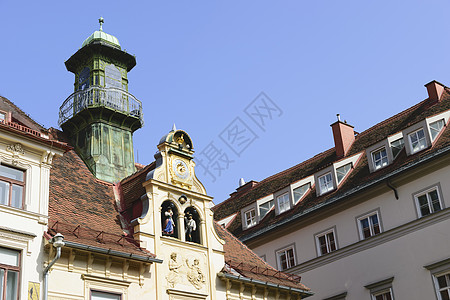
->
213, 87, 450, 240
214, 222, 310, 291
48, 134, 155, 259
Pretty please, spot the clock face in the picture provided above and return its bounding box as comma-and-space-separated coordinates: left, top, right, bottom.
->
172, 159, 190, 180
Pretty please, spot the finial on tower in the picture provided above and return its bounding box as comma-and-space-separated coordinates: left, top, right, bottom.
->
99, 17, 104, 31
172, 123, 177, 132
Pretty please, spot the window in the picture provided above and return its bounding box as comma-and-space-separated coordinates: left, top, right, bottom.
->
244, 208, 256, 228
372, 148, 388, 170
0, 112, 5, 123
277, 193, 290, 214
259, 200, 274, 218
372, 289, 393, 300
0, 165, 25, 209
315, 228, 337, 256
365, 277, 394, 300
318, 172, 333, 195
293, 183, 310, 203
357, 211, 381, 239
0, 247, 20, 300
336, 163, 352, 183
430, 119, 445, 141
408, 128, 427, 153
276, 246, 295, 271
435, 272, 450, 300
91, 291, 121, 300
390, 138, 404, 158
414, 186, 442, 217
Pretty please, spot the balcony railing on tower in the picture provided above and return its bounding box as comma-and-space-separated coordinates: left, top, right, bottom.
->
58, 86, 143, 127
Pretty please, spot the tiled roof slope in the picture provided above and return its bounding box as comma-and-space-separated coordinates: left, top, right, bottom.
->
48, 130, 155, 258
214, 222, 310, 291
0, 96, 46, 132
213, 86, 450, 239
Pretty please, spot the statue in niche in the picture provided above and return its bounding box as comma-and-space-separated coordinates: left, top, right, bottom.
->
186, 258, 205, 289
166, 252, 182, 287
185, 213, 197, 242
163, 207, 175, 235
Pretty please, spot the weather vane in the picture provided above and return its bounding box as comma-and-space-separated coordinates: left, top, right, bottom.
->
99, 17, 104, 31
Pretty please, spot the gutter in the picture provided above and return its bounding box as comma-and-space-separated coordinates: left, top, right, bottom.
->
240, 144, 450, 242
63, 240, 163, 264
217, 272, 314, 298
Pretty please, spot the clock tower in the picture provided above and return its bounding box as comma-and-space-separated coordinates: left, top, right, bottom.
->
58, 18, 143, 182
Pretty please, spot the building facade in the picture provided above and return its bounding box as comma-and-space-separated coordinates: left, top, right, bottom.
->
0, 19, 312, 299
214, 81, 450, 300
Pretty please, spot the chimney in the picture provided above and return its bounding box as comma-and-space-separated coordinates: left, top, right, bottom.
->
425, 80, 445, 103
331, 114, 355, 158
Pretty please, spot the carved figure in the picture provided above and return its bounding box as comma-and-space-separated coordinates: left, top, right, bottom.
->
186, 258, 205, 289
166, 252, 182, 287
163, 207, 175, 235
185, 213, 196, 242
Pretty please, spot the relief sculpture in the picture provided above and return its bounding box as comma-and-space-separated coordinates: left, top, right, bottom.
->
166, 252, 182, 288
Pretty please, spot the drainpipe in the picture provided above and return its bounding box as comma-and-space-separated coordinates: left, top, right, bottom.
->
43, 233, 65, 300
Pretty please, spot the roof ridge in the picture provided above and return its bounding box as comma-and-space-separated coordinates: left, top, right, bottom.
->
0, 95, 46, 131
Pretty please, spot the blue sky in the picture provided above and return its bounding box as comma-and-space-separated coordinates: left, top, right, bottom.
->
1, 1, 450, 204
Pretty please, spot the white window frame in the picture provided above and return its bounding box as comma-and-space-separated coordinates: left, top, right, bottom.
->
371, 288, 394, 300
277, 192, 290, 214
408, 128, 427, 153
258, 199, 274, 219
371, 147, 389, 170
315, 227, 337, 256
413, 184, 444, 218
430, 118, 446, 141
357, 210, 382, 240
244, 208, 256, 228
91, 290, 122, 300
318, 172, 334, 195
425, 258, 450, 300
275, 245, 296, 271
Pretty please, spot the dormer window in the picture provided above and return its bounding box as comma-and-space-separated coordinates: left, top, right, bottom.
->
408, 128, 427, 153
390, 138, 404, 158
318, 173, 333, 195
336, 163, 352, 183
372, 148, 388, 170
430, 119, 445, 141
293, 183, 310, 203
259, 200, 274, 218
244, 208, 256, 228
277, 193, 290, 214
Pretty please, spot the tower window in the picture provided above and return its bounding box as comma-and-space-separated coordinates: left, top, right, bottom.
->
161, 201, 178, 239
184, 206, 201, 244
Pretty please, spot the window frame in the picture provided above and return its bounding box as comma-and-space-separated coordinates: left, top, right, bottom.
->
429, 118, 446, 142
275, 244, 296, 271
408, 128, 427, 154
318, 172, 334, 195
0, 164, 26, 209
371, 147, 389, 170
244, 208, 257, 228
276, 192, 291, 214
365, 277, 394, 300
356, 210, 382, 240
90, 289, 122, 300
425, 258, 450, 300
371, 288, 394, 300
0, 247, 21, 300
413, 184, 444, 218
315, 227, 338, 256
258, 199, 274, 219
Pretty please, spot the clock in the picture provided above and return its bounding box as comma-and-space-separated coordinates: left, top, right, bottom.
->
172, 158, 190, 180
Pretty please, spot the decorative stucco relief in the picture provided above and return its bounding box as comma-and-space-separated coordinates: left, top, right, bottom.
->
166, 252, 206, 290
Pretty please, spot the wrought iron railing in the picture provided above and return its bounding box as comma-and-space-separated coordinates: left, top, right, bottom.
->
58, 86, 143, 126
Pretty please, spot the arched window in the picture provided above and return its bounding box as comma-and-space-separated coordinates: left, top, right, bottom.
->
184, 206, 201, 244
161, 201, 178, 238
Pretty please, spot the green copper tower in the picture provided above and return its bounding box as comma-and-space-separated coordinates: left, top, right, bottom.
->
59, 18, 143, 182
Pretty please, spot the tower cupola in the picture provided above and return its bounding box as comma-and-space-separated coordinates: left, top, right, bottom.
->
59, 18, 143, 182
